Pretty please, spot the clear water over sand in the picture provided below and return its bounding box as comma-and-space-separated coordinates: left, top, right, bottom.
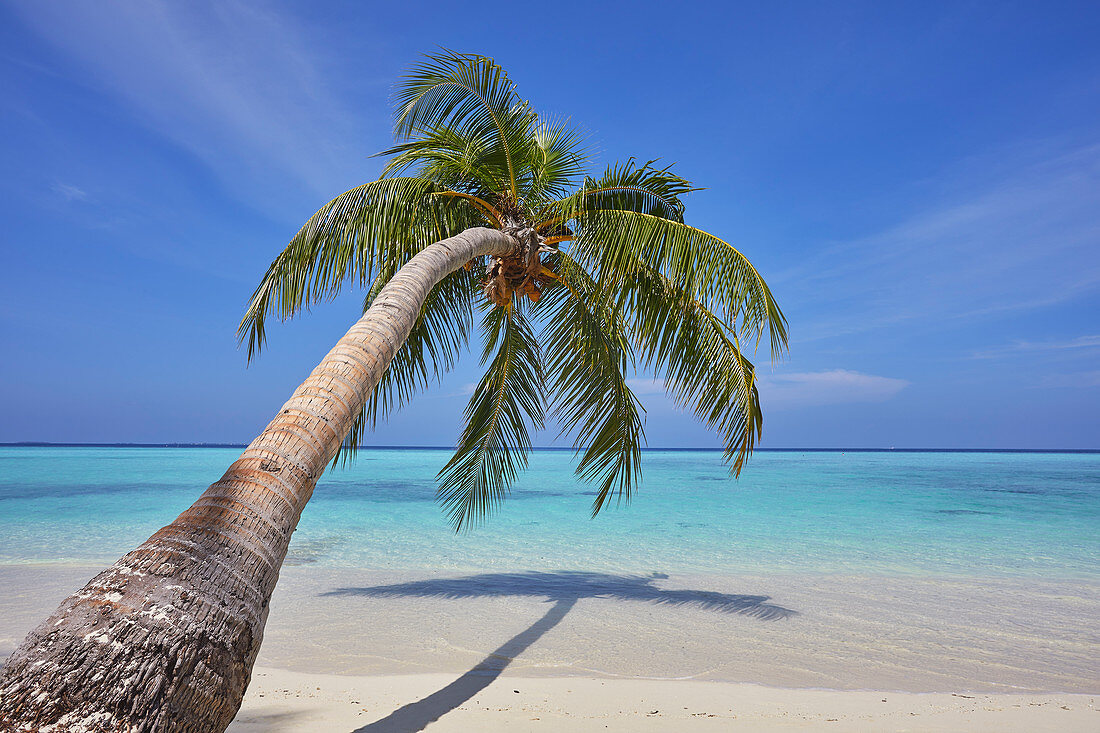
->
1, 447, 1097, 692
1, 447, 1097, 577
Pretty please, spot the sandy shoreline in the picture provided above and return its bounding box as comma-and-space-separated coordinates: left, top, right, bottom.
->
228, 666, 1097, 732
3, 564, 1098, 730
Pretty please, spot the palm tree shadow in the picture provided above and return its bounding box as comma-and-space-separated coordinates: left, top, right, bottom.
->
350, 596, 575, 733
331, 571, 795, 733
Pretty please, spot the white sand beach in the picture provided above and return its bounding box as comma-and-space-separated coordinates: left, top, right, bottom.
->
2, 564, 1097, 731
229, 667, 1096, 732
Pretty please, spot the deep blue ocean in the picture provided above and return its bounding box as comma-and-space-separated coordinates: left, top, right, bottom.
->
1, 447, 1097, 579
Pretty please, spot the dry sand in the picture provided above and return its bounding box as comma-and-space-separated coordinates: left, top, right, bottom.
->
229, 666, 1097, 732
3, 565, 1098, 731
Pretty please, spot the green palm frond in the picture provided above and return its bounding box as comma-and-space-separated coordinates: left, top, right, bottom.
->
570, 209, 788, 359
537, 254, 644, 515
437, 304, 546, 530
237, 177, 487, 360
541, 159, 696, 226
624, 267, 762, 474
378, 126, 508, 197
524, 117, 588, 204
394, 49, 534, 203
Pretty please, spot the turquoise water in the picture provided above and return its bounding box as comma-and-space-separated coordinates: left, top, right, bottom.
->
0, 447, 1097, 579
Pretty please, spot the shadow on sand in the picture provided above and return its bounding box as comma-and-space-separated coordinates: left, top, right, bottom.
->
227, 709, 314, 733
325, 571, 795, 733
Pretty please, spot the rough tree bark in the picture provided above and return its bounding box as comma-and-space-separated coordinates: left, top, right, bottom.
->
0, 227, 517, 733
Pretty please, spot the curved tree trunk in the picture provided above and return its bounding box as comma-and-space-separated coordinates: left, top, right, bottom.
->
0, 227, 516, 733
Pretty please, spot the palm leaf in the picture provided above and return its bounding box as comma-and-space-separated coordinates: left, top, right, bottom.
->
623, 267, 762, 474
570, 209, 788, 360
536, 254, 644, 515
237, 177, 485, 360
539, 158, 696, 227
437, 304, 546, 530
523, 117, 589, 205
394, 50, 535, 203
379, 125, 514, 199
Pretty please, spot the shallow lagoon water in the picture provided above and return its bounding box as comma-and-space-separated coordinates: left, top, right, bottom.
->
2, 447, 1099, 691
1, 447, 1097, 579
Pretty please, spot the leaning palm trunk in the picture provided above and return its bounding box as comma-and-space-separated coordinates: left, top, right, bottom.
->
0, 228, 515, 733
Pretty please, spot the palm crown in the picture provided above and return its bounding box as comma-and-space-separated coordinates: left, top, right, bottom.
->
239, 50, 788, 530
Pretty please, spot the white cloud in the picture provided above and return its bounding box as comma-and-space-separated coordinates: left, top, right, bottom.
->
970, 334, 1100, 359
625, 378, 667, 396
776, 143, 1100, 342
756, 369, 909, 409
10, 0, 376, 217
628, 370, 909, 409
52, 183, 88, 201
437, 383, 478, 399
1039, 370, 1100, 388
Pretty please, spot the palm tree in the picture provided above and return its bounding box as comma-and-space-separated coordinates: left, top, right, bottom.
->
0, 51, 786, 732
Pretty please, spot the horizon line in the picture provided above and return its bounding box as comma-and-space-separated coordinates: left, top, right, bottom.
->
1, 442, 1097, 454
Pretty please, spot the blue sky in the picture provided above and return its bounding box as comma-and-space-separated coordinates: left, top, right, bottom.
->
1, 0, 1098, 449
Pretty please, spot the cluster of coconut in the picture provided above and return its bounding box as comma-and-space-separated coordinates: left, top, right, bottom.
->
482, 254, 554, 305
478, 225, 559, 307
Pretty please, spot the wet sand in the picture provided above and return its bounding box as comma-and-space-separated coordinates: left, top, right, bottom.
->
2, 565, 1098, 730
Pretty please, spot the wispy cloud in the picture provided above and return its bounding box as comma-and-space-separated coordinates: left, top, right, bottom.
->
756, 369, 910, 409
628, 370, 909, 409
970, 334, 1100, 359
625, 378, 667, 396
9, 0, 377, 218
776, 143, 1100, 342
1040, 370, 1100, 389
433, 382, 479, 399
51, 182, 88, 201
